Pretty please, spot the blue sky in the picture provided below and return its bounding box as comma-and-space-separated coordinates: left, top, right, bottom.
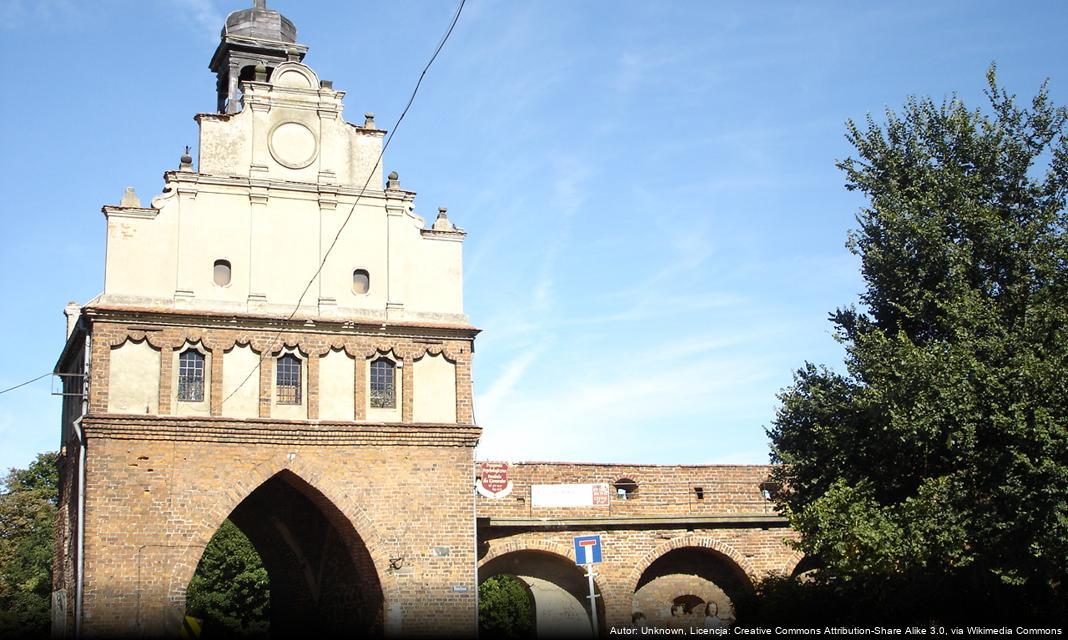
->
1, 1, 1066, 471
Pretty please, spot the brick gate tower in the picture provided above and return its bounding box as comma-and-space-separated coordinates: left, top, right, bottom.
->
52, 2, 479, 636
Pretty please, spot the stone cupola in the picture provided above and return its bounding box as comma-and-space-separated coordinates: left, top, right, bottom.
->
208, 0, 309, 113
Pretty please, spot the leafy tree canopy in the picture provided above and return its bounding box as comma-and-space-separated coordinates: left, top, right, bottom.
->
768, 66, 1068, 619
0, 453, 58, 639
185, 520, 270, 638
478, 574, 535, 639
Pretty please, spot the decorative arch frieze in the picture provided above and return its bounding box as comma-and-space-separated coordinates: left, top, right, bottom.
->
103, 325, 467, 362
412, 345, 458, 364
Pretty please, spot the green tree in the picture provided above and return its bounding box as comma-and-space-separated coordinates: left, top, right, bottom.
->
185, 520, 270, 638
0, 453, 58, 639
478, 574, 535, 639
767, 67, 1068, 621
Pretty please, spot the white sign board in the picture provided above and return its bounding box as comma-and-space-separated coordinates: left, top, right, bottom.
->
530, 483, 610, 508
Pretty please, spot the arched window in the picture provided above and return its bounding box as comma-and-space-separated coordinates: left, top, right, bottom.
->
353, 269, 370, 295
613, 478, 638, 500
177, 350, 205, 402
370, 358, 395, 408
213, 260, 232, 286
276, 354, 302, 405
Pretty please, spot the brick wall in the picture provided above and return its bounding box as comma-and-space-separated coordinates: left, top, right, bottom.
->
476, 463, 801, 632
61, 310, 800, 638
64, 309, 481, 637
84, 316, 475, 424
476, 462, 779, 519
77, 421, 478, 637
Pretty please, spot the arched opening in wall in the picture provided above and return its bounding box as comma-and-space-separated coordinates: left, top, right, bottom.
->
613, 478, 638, 500
480, 550, 605, 639
185, 471, 383, 637
632, 547, 752, 630
186, 520, 271, 637
213, 260, 232, 287
353, 269, 370, 295
672, 594, 705, 616
791, 556, 821, 583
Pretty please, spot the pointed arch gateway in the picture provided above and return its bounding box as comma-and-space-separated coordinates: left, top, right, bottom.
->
185, 470, 385, 636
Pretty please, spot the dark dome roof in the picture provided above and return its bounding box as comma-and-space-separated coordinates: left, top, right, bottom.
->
223, 1, 297, 43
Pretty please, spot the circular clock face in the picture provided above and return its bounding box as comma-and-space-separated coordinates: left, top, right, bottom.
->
269, 121, 318, 169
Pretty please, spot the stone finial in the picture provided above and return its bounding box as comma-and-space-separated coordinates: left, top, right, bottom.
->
253, 0, 267, 8
254, 62, 267, 82
433, 206, 455, 231
179, 146, 193, 171
320, 79, 333, 90
120, 187, 141, 208
364, 112, 376, 129
386, 170, 400, 190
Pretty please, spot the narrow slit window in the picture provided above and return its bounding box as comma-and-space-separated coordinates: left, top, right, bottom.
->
353, 269, 370, 294
276, 354, 302, 405
213, 260, 232, 286
177, 351, 205, 402
370, 358, 395, 408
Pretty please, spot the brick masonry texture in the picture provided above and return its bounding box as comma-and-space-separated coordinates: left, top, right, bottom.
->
77, 435, 477, 637
476, 463, 801, 632
55, 310, 801, 638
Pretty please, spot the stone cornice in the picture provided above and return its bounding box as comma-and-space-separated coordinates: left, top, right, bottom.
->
477, 514, 788, 529
163, 171, 387, 199
102, 205, 158, 220
83, 414, 481, 447
82, 304, 480, 343
420, 228, 466, 242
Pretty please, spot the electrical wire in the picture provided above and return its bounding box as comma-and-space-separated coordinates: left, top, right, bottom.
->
0, 372, 52, 396
0, 0, 467, 406
220, 0, 467, 406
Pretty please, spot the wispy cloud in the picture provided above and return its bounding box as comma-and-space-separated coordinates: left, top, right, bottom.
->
613, 47, 682, 96
167, 0, 223, 43
476, 339, 782, 464
476, 345, 546, 426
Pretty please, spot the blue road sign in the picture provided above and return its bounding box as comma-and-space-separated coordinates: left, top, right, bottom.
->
573, 535, 603, 565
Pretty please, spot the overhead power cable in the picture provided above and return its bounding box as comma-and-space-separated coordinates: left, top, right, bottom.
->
0, 372, 52, 396
0, 1, 467, 405
221, 0, 467, 406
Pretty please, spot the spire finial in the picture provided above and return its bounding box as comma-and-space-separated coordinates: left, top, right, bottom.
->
253, 0, 267, 9
433, 206, 456, 231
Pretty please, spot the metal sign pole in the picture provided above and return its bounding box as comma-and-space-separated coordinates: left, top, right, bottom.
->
574, 535, 603, 637
585, 563, 599, 635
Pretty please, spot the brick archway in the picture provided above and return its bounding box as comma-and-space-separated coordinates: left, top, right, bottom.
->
479, 541, 605, 638
166, 456, 395, 627
780, 551, 806, 576
628, 536, 756, 629
479, 535, 578, 567
623, 538, 760, 602
626, 535, 758, 593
